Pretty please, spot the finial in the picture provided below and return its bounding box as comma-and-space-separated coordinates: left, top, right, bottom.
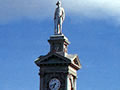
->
54, 1, 65, 35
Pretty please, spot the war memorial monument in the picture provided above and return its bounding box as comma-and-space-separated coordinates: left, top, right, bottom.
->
35, 1, 81, 90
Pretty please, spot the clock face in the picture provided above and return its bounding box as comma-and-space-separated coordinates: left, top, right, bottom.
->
49, 78, 61, 90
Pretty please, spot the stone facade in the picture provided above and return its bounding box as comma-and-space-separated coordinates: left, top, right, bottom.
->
35, 34, 81, 90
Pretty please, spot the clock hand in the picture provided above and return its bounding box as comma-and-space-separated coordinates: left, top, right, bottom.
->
52, 83, 56, 88
50, 83, 56, 89
53, 83, 56, 88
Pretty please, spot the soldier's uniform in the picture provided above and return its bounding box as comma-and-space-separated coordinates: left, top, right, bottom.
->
54, 1, 65, 34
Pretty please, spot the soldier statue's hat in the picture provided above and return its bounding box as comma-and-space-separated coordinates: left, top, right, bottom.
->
56, 1, 61, 5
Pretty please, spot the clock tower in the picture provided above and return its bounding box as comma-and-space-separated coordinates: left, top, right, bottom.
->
35, 1, 81, 90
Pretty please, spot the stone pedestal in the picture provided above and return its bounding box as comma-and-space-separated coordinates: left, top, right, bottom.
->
35, 34, 81, 90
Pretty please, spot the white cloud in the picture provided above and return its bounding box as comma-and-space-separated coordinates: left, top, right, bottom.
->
64, 0, 120, 19
0, 0, 120, 24
0, 0, 55, 24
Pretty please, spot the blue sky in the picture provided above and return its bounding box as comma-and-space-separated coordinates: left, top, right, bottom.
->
0, 0, 120, 90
